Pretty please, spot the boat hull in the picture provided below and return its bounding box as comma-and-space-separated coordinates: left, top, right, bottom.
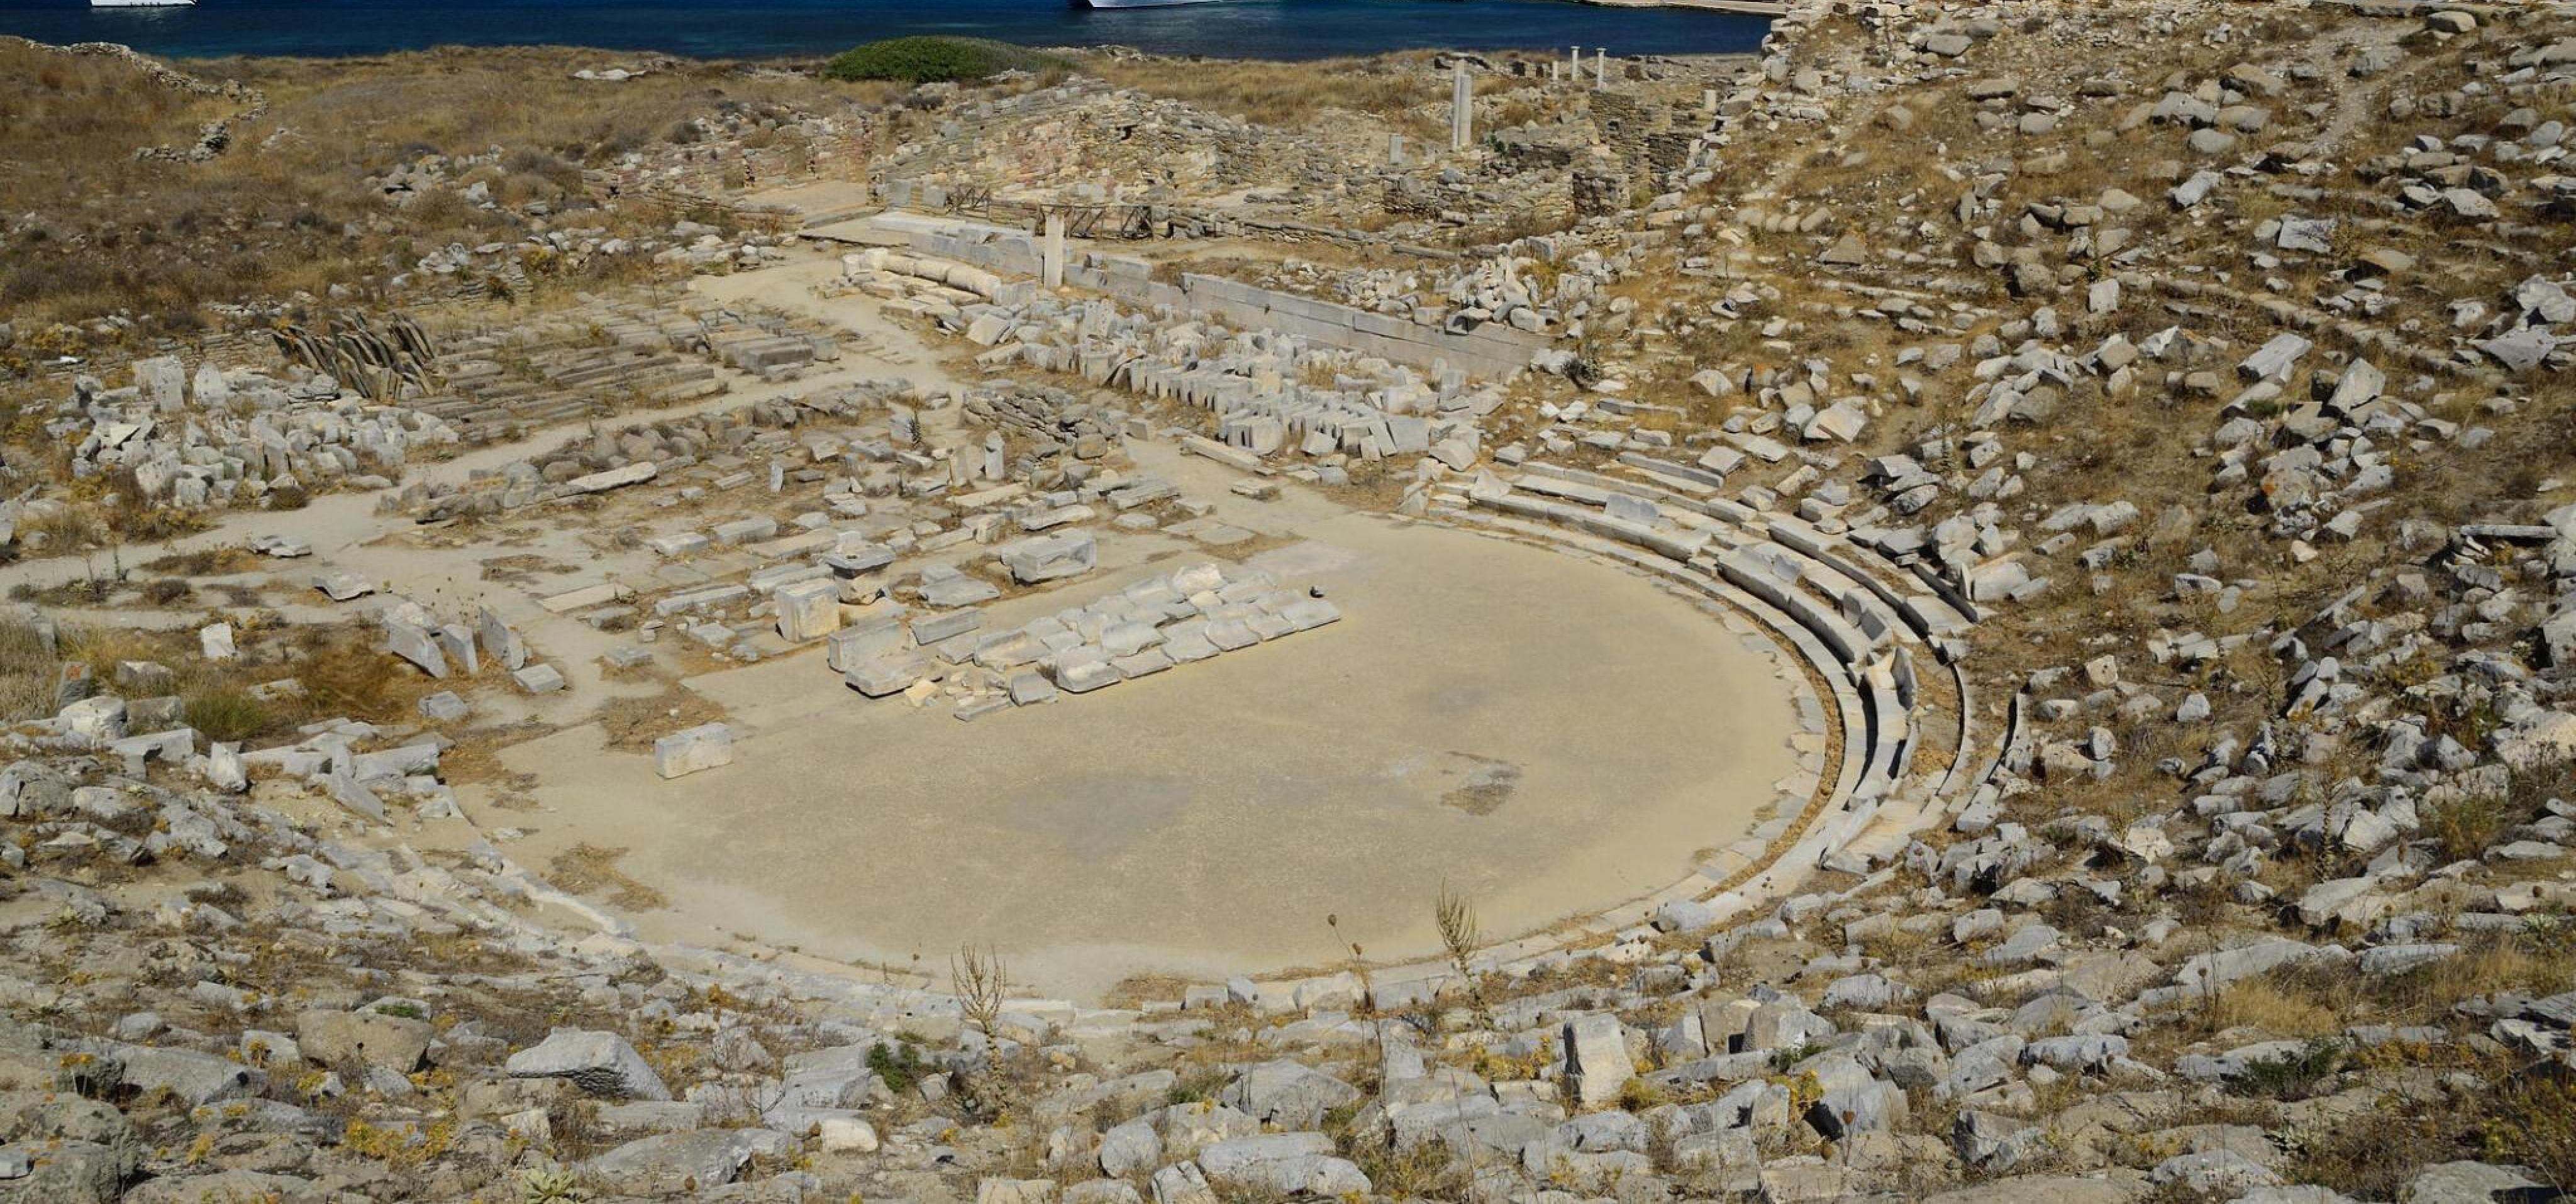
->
1079, 0, 1222, 8
90, 0, 197, 8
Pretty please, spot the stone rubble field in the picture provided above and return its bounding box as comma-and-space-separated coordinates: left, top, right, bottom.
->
9, 1, 2576, 1201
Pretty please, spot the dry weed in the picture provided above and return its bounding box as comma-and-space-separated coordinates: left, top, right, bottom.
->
544, 843, 669, 911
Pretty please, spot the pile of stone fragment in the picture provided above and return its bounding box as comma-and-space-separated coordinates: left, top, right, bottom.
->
831, 559, 1341, 719
55, 354, 456, 517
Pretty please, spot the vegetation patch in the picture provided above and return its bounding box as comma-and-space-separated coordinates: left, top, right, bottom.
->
182, 689, 273, 743
2228, 1037, 2345, 1102
821, 37, 1066, 85
867, 1041, 924, 1094
544, 842, 669, 911
589, 682, 728, 754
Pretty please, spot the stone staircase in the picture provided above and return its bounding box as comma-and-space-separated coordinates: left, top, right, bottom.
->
403, 301, 780, 437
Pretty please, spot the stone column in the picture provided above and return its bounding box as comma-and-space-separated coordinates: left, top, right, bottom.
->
1596, 48, 1610, 90
1704, 87, 1719, 116
1041, 211, 1066, 289
1388, 133, 1405, 165
1450, 65, 1474, 152
1570, 45, 1582, 83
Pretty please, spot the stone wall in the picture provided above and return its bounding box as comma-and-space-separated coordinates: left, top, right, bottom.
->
875, 216, 1550, 381
867, 82, 1116, 187
1591, 91, 1701, 181
594, 122, 877, 197
1174, 272, 1546, 382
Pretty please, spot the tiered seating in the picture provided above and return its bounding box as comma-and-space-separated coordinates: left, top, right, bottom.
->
1232, 462, 2012, 1004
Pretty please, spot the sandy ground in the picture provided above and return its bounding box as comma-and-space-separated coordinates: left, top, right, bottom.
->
741, 180, 882, 220
486, 446, 1804, 1000
8, 254, 1808, 1003
689, 251, 921, 337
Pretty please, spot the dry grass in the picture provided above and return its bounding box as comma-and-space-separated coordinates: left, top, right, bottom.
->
2377, 924, 2576, 1025
587, 681, 728, 753
2284, 1061, 2576, 1199
142, 546, 265, 577
2424, 793, 2514, 866
0, 614, 452, 738
1102, 971, 1193, 1011
2148, 922, 2576, 1074
2284, 1091, 2470, 1198
280, 622, 448, 721
0, 620, 58, 722
1080, 51, 1446, 133
435, 720, 554, 793
0, 40, 848, 331
2489, 1071, 2576, 1193
544, 842, 669, 911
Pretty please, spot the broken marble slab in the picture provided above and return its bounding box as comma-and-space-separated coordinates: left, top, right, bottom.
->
1277, 598, 1343, 632
382, 617, 448, 678
1007, 670, 1057, 705
647, 532, 712, 558
843, 654, 929, 699
314, 573, 376, 602
479, 607, 528, 670
824, 541, 897, 577
997, 531, 1098, 585
1111, 648, 1175, 678
827, 612, 909, 671
435, 625, 480, 675
953, 695, 1013, 722
1019, 504, 1094, 532
249, 533, 313, 558
774, 578, 843, 643
912, 609, 984, 646
711, 516, 779, 546
563, 461, 656, 495
538, 582, 631, 614
918, 563, 1002, 607
653, 724, 734, 780
418, 692, 469, 723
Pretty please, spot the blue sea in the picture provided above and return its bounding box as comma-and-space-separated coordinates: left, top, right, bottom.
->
0, 0, 1768, 60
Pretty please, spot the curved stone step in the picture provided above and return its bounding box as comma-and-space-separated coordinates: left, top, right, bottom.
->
1463, 478, 1924, 818
1770, 519, 1970, 646
1379, 479, 1992, 991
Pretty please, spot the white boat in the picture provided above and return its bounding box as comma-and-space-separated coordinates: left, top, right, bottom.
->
1078, 0, 1223, 9
91, 0, 197, 8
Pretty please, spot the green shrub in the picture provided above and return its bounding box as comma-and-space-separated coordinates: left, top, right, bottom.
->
2423, 793, 2508, 864
184, 690, 272, 743
1164, 1066, 1226, 1106
866, 1040, 923, 1093
2231, 1037, 2344, 1101
819, 37, 1064, 85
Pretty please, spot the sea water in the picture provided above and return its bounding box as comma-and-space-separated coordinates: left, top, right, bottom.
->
0, 0, 1767, 60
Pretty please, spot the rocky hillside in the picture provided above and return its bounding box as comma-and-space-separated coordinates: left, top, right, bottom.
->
6, 2, 2576, 1203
